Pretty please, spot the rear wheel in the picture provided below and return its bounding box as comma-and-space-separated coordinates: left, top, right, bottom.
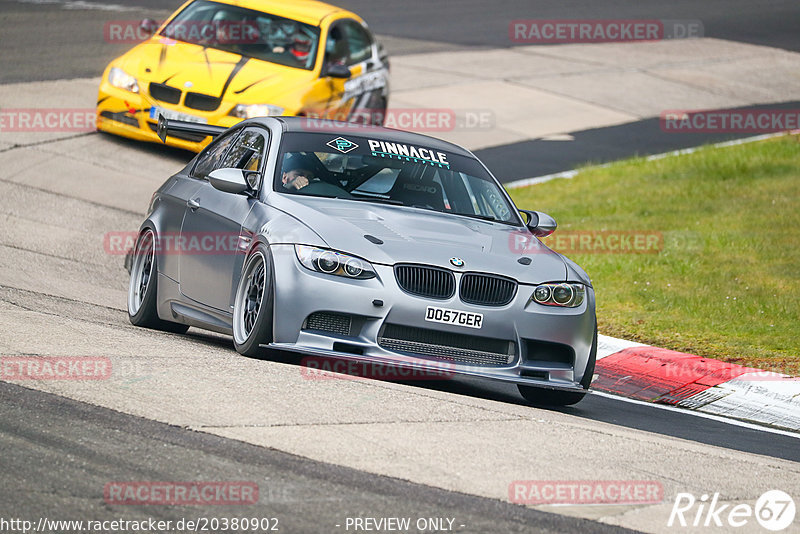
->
518, 325, 597, 407
127, 229, 189, 334
233, 244, 274, 357
369, 96, 387, 125
349, 94, 387, 125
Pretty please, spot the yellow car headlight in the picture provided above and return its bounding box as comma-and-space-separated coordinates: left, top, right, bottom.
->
108, 67, 140, 94
229, 104, 284, 119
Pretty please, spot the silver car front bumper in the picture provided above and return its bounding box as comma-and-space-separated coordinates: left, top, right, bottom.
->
269, 244, 595, 390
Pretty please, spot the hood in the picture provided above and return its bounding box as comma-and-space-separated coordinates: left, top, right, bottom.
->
119, 39, 313, 105
269, 195, 569, 284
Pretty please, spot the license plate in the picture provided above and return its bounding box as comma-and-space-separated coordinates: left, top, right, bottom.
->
425, 306, 483, 329
149, 106, 207, 124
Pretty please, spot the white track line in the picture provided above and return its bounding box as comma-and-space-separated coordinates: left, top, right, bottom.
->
504, 131, 793, 189
592, 390, 800, 438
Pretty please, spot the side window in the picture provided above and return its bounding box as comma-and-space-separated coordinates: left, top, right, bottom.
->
220, 128, 269, 188
221, 129, 267, 171
325, 25, 348, 66
191, 130, 240, 180
471, 180, 513, 221
343, 21, 372, 65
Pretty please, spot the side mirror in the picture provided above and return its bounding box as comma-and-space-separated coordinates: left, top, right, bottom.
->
325, 64, 352, 79
208, 168, 257, 195
140, 18, 160, 37
520, 210, 557, 237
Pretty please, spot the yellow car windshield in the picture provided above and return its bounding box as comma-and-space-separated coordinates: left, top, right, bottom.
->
160, 0, 320, 70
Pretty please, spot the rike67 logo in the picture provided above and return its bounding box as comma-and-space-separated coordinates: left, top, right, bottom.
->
669, 490, 796, 531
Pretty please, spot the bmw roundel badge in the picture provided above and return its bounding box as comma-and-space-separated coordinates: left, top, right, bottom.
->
450, 257, 465, 267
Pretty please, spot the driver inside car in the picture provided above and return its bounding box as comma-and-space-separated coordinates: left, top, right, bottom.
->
281, 154, 316, 190
279, 153, 354, 197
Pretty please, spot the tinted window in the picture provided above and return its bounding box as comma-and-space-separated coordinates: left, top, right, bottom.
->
325, 25, 348, 65
161, 0, 321, 70
343, 21, 372, 65
191, 130, 239, 180
222, 129, 267, 171
326, 21, 372, 67
221, 128, 268, 188
274, 133, 521, 225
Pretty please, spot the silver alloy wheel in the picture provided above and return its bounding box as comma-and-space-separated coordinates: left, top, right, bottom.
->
233, 251, 266, 345
128, 230, 155, 316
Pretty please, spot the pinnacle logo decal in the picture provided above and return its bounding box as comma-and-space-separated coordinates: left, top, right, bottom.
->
327, 137, 359, 154
367, 139, 450, 168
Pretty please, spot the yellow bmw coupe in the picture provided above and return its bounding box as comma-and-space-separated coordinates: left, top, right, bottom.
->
97, 0, 389, 151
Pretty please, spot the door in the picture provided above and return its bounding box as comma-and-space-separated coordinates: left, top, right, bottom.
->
178, 127, 268, 311
160, 129, 240, 281
336, 20, 387, 122
308, 19, 387, 121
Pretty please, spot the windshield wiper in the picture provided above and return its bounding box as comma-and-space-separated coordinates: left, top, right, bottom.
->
455, 213, 499, 222
452, 213, 520, 226
345, 195, 405, 206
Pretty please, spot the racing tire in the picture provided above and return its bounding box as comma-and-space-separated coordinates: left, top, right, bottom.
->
127, 229, 189, 334
370, 97, 387, 126
518, 324, 597, 407
232, 244, 274, 357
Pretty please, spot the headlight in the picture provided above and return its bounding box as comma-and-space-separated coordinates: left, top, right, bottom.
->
295, 245, 376, 280
229, 104, 284, 119
531, 283, 585, 308
108, 67, 139, 93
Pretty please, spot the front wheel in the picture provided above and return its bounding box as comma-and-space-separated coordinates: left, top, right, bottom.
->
233, 244, 274, 357
518, 325, 597, 407
127, 229, 188, 334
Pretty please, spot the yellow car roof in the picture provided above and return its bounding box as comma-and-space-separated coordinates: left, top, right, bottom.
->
208, 0, 357, 26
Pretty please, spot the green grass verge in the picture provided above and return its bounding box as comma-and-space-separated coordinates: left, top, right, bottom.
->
508, 135, 800, 373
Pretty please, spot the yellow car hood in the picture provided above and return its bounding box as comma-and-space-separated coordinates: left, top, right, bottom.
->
119, 38, 314, 105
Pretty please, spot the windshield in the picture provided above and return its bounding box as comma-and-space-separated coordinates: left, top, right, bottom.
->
160, 0, 320, 70
275, 133, 522, 225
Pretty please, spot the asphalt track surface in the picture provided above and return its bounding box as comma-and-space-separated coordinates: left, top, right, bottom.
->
1, 381, 630, 534
1, 0, 799, 532
4, 0, 800, 81
476, 101, 800, 180
3, 0, 798, 178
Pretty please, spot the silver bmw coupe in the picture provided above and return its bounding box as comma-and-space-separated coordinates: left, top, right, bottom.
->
127, 116, 597, 405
